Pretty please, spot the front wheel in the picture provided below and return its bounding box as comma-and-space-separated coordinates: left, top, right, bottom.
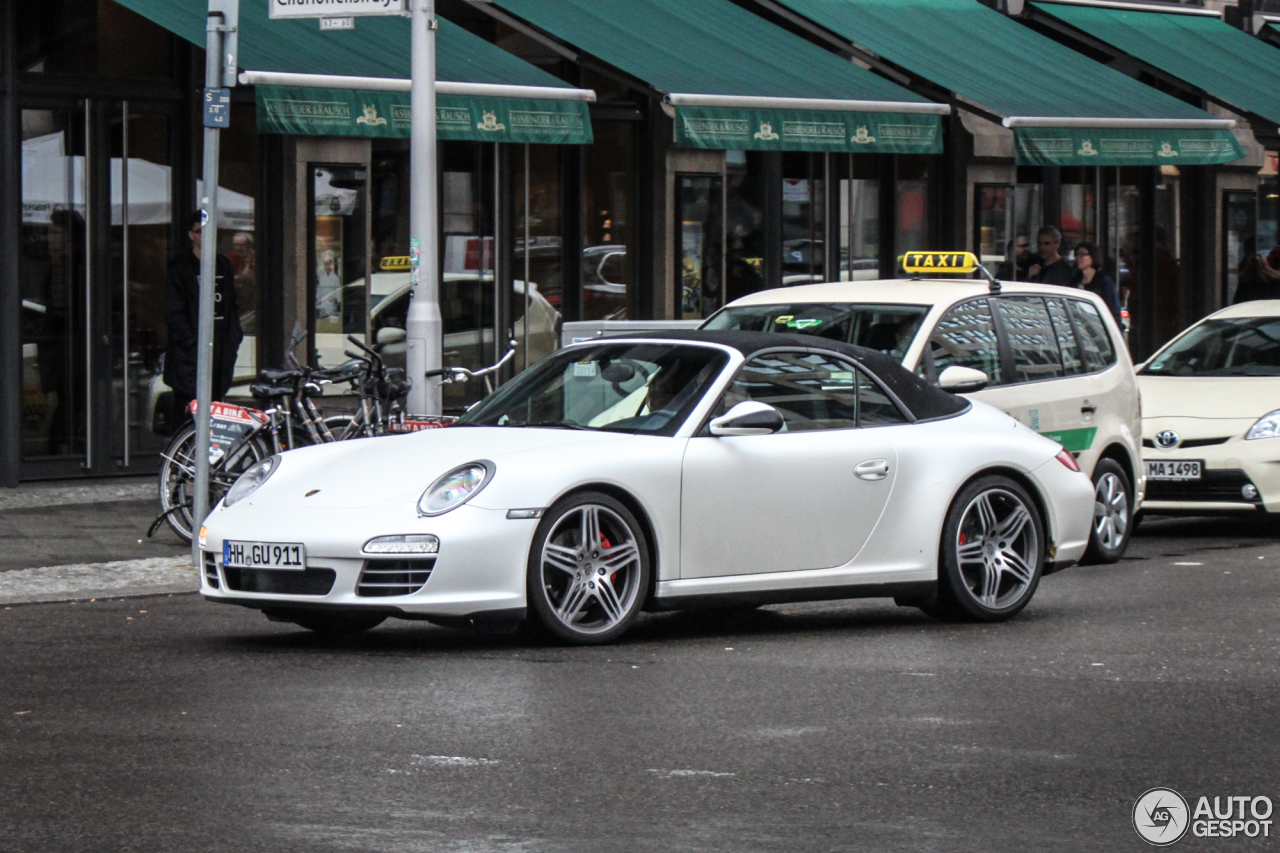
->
527, 491, 650, 645
932, 475, 1045, 622
1081, 459, 1133, 565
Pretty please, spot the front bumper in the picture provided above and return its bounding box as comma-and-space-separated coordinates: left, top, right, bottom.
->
1141, 420, 1278, 513
200, 501, 538, 619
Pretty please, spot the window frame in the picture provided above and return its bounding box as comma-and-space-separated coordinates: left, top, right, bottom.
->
700, 347, 911, 434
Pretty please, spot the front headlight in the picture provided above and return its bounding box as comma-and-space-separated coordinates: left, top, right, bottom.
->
1246, 409, 1280, 440
224, 456, 278, 507
418, 461, 494, 516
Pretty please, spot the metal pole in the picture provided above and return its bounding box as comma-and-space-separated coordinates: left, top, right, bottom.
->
121, 101, 130, 467
192, 14, 223, 563
405, 0, 442, 414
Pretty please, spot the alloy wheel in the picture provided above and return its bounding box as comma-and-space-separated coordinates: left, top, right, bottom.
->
1092, 472, 1129, 552
539, 503, 643, 637
954, 488, 1039, 609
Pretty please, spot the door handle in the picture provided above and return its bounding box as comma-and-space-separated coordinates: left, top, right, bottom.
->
855, 459, 890, 480
1081, 404, 1098, 414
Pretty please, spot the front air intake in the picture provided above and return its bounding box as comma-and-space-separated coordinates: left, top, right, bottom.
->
357, 559, 435, 597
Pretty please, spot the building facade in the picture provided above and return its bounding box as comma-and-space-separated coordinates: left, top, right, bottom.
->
1, 0, 1275, 485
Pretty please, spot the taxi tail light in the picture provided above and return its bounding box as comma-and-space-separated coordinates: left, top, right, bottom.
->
1056, 449, 1081, 472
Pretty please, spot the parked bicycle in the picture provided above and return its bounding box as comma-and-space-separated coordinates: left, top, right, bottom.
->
151, 336, 514, 543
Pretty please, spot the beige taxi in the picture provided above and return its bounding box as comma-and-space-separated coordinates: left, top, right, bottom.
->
701, 251, 1143, 564
1139, 300, 1280, 515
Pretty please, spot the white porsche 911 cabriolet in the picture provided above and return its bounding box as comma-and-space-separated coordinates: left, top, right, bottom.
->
199, 330, 1094, 644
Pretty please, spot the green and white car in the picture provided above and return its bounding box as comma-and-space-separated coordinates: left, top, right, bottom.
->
702, 271, 1142, 564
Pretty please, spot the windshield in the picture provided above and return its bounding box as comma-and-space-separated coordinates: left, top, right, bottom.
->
457, 343, 728, 435
1142, 318, 1280, 377
702, 303, 929, 361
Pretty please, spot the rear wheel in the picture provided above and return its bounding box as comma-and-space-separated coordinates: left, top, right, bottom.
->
527, 491, 650, 645
1082, 458, 1133, 565
931, 475, 1045, 622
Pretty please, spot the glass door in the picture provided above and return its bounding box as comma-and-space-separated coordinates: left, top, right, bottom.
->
18, 100, 175, 479
108, 103, 174, 469
19, 104, 89, 474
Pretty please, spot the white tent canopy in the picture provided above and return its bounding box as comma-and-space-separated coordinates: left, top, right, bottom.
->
21, 132, 254, 230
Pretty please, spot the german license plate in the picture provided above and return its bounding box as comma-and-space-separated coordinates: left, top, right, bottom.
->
1145, 460, 1203, 481
222, 540, 306, 570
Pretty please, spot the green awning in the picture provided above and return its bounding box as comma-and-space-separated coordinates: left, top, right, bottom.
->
492, 0, 948, 154
110, 0, 591, 143
1033, 1, 1280, 127
773, 0, 1240, 165
255, 85, 591, 144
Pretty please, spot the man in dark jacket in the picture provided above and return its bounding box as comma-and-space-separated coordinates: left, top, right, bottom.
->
1028, 225, 1074, 287
163, 210, 244, 432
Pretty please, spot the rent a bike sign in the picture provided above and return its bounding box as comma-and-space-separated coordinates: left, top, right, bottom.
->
269, 0, 406, 19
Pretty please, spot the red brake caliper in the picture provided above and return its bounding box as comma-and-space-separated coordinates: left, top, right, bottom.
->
600, 535, 615, 584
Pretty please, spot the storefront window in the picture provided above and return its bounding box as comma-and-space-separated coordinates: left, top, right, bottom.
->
309, 165, 368, 366
675, 174, 724, 320
1224, 190, 1258, 307
1110, 169, 1141, 331
582, 121, 635, 320
781, 152, 826, 286
1060, 167, 1098, 249
726, 150, 765, 303
17, 0, 172, 78
975, 183, 1043, 280
514, 145, 563, 371
896, 156, 934, 266
838, 154, 877, 281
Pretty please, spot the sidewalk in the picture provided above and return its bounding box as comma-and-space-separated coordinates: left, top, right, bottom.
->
0, 477, 198, 605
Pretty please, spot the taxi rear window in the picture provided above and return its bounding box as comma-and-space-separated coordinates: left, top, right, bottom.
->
702, 303, 929, 361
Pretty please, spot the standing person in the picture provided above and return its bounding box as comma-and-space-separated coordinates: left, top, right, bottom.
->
1072, 241, 1124, 329
1028, 226, 1074, 287
995, 234, 1032, 281
163, 210, 243, 433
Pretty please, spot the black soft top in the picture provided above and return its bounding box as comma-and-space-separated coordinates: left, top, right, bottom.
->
591, 329, 970, 422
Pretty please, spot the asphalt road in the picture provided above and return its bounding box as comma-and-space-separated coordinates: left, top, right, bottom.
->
2, 519, 1278, 852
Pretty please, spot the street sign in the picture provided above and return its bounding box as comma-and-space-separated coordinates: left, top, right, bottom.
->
203, 87, 231, 128
319, 16, 355, 29
269, 0, 405, 19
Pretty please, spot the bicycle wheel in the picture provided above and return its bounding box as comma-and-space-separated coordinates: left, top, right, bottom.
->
157, 424, 198, 543
322, 413, 368, 440
157, 425, 270, 544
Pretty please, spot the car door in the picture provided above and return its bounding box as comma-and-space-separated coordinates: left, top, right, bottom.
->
980, 295, 1095, 456
680, 350, 898, 578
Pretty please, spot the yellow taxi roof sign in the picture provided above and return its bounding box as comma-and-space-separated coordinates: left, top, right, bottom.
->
901, 251, 979, 276
380, 255, 412, 271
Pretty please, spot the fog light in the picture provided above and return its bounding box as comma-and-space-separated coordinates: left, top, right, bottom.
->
362, 534, 440, 554
1242, 484, 1259, 500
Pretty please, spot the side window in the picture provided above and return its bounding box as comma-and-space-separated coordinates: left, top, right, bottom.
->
995, 296, 1064, 383
1044, 297, 1083, 375
857, 371, 907, 426
725, 351, 856, 431
1070, 299, 1117, 371
928, 299, 1004, 385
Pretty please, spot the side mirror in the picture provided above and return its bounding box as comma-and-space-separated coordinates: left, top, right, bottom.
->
709, 401, 785, 436
375, 326, 407, 346
938, 365, 989, 394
